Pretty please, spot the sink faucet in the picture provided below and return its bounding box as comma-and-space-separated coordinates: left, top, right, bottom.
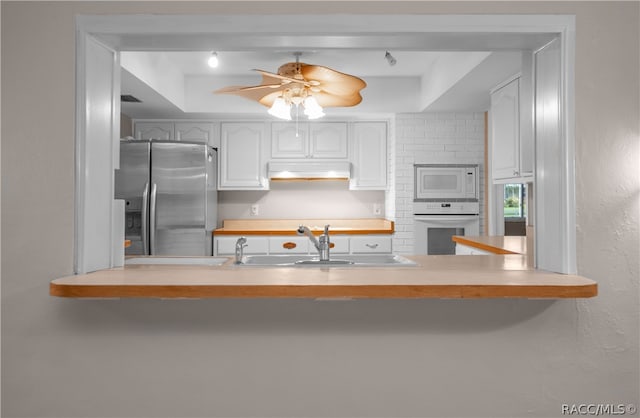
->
297, 224, 331, 261
234, 237, 247, 264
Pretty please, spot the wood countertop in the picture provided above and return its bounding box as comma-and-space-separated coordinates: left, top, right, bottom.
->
50, 255, 597, 299
452, 235, 529, 255
214, 219, 394, 236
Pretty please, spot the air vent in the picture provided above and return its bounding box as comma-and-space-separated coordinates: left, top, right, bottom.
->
121, 94, 142, 103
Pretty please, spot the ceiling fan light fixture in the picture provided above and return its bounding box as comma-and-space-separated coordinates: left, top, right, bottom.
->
303, 96, 325, 120
207, 52, 219, 68
268, 97, 292, 120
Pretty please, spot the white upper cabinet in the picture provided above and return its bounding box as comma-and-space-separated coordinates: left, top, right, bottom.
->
271, 123, 308, 158
349, 121, 388, 190
271, 122, 347, 159
134, 122, 174, 140
490, 74, 534, 182
133, 121, 217, 147
219, 122, 268, 190
175, 122, 216, 146
309, 122, 348, 159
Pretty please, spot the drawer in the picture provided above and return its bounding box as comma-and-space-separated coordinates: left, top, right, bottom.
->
215, 236, 268, 255
269, 237, 310, 254
350, 236, 392, 253
328, 236, 349, 254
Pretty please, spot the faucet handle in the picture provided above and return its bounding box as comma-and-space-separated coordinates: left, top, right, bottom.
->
324, 224, 330, 235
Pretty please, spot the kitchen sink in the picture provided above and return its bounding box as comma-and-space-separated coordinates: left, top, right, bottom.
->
238, 254, 417, 267
125, 256, 229, 266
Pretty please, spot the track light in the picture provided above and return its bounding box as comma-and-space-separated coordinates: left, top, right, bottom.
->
384, 51, 397, 66
207, 52, 219, 68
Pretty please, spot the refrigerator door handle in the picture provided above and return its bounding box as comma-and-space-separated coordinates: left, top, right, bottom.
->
141, 182, 150, 255
149, 183, 158, 255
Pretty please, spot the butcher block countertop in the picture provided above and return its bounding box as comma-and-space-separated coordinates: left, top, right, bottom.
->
214, 219, 394, 236
50, 255, 597, 299
452, 235, 529, 255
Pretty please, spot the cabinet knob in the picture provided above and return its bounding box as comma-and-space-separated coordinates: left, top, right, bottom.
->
365, 243, 379, 249
282, 242, 297, 250
329, 242, 335, 249
513, 170, 519, 176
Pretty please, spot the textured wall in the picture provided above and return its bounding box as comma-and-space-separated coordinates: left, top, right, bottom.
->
394, 113, 486, 254
2, 2, 638, 418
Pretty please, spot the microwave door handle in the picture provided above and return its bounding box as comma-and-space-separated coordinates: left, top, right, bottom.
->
415, 215, 479, 221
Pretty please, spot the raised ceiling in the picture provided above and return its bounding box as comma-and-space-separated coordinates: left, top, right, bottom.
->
105, 14, 556, 119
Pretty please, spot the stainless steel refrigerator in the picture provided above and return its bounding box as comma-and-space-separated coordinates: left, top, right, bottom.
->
115, 140, 217, 256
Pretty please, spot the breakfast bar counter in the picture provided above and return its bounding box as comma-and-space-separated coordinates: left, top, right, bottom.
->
50, 255, 597, 299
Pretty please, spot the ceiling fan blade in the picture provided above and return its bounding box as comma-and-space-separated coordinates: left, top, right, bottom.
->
215, 84, 282, 93
254, 69, 311, 87
216, 84, 287, 103
300, 64, 366, 97
312, 91, 363, 108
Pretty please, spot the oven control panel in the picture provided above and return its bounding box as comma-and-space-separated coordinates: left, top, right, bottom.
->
413, 201, 479, 215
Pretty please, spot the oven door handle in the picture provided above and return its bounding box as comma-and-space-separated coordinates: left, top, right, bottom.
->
414, 215, 479, 222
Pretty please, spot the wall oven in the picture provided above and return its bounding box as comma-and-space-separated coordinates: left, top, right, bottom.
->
414, 164, 480, 255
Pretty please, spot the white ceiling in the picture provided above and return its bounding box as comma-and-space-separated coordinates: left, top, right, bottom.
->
158, 50, 445, 77
111, 14, 555, 119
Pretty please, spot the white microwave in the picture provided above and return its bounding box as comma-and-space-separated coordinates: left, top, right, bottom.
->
414, 164, 478, 201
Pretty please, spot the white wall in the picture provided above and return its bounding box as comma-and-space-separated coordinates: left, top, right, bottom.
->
1, 2, 638, 418
394, 112, 486, 254
217, 181, 385, 222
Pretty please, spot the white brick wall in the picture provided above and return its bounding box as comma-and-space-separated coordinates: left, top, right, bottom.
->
393, 112, 486, 254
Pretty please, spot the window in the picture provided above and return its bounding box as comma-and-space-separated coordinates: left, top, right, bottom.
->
504, 183, 527, 219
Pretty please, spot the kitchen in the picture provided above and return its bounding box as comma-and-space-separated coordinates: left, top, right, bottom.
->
53, 13, 589, 296
3, 3, 637, 418
114, 44, 533, 263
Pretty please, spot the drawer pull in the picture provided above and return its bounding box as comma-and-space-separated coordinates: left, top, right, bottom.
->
282, 242, 297, 250
329, 242, 335, 249
365, 243, 379, 249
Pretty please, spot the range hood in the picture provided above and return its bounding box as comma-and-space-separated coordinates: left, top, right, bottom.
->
268, 161, 351, 181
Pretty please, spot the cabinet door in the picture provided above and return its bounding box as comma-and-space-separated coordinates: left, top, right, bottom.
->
219, 123, 267, 190
491, 78, 520, 180
309, 122, 348, 159
134, 122, 174, 140
268, 237, 310, 254
350, 236, 392, 253
175, 122, 215, 145
271, 122, 308, 158
215, 236, 268, 255
349, 122, 387, 190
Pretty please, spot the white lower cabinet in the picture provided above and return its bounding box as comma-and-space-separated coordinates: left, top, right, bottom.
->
329, 236, 350, 254
455, 243, 492, 255
268, 237, 310, 254
215, 236, 268, 255
350, 235, 392, 253
214, 234, 389, 256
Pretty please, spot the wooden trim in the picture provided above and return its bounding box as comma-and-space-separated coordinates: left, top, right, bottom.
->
270, 178, 349, 182
50, 282, 597, 299
215, 229, 394, 236
452, 236, 519, 255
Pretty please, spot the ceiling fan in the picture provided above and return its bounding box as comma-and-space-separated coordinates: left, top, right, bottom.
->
214, 52, 367, 120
